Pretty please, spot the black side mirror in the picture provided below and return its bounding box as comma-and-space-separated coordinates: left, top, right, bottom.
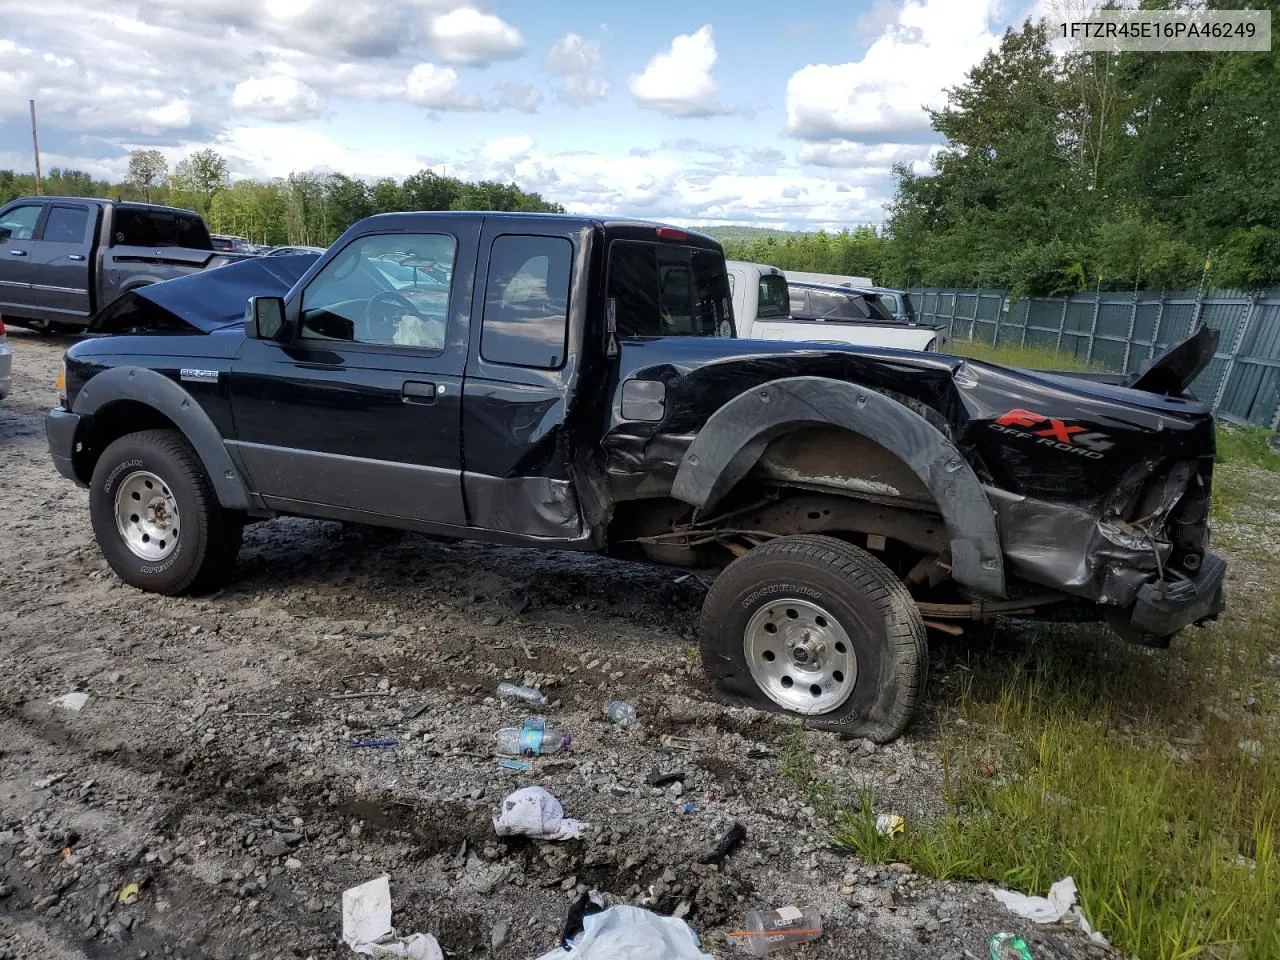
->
245, 296, 288, 341
0, 227, 11, 243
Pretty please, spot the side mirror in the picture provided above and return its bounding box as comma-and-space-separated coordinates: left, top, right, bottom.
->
0, 227, 11, 243
245, 296, 287, 341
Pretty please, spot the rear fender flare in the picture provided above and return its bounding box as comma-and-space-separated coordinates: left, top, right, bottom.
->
670, 376, 1005, 597
72, 365, 250, 510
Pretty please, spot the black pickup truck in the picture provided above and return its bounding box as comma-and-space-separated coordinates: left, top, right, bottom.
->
45, 212, 1227, 741
0, 197, 242, 332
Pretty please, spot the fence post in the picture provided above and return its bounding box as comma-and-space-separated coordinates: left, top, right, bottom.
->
1148, 291, 1166, 360
1122, 291, 1139, 373
1020, 297, 1031, 347
968, 290, 979, 341
1085, 290, 1102, 364
1055, 296, 1068, 351
1212, 291, 1261, 413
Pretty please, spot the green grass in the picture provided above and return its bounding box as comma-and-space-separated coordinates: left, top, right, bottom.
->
835, 463, 1280, 960
944, 338, 1102, 372
1216, 424, 1280, 473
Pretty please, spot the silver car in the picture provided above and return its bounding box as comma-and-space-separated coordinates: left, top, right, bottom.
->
0, 315, 11, 399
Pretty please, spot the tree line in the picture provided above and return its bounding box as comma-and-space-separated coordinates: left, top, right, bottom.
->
0, 148, 564, 248
725, 6, 1279, 296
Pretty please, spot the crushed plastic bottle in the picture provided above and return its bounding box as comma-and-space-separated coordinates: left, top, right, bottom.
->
989, 933, 1035, 960
606, 700, 637, 726
495, 717, 571, 757
496, 682, 549, 706
737, 904, 822, 956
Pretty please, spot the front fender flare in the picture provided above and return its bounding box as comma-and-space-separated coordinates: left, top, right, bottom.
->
670, 376, 1005, 598
73, 365, 250, 510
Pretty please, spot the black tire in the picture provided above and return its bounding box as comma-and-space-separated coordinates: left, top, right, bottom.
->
698, 535, 928, 743
89, 429, 242, 595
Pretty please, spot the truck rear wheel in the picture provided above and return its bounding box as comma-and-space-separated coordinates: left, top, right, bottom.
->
89, 429, 242, 595
698, 535, 928, 743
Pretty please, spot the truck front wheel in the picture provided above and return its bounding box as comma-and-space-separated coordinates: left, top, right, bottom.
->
89, 429, 242, 595
698, 535, 928, 743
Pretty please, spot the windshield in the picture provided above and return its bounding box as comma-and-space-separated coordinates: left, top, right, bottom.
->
113, 208, 213, 250
757, 274, 790, 319
608, 241, 733, 338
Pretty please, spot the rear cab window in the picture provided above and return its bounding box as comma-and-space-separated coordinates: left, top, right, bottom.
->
757, 274, 789, 319
480, 235, 573, 369
112, 208, 213, 250
42, 206, 91, 244
608, 240, 733, 338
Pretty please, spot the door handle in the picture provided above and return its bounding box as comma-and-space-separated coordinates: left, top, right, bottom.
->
69, 254, 85, 261
9, 249, 27, 257
402, 381, 438, 404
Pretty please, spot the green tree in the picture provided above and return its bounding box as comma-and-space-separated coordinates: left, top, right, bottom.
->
172, 149, 229, 217
126, 149, 168, 202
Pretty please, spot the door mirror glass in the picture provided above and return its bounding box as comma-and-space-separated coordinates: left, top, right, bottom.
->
246, 296, 287, 340
0, 227, 11, 243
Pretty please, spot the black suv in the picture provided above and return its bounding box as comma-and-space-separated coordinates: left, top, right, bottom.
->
46, 212, 1226, 741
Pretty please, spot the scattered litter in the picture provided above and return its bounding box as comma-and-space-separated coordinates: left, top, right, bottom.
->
51, 692, 89, 713
660, 735, 699, 752
989, 933, 1035, 960
1239, 739, 1264, 759
117, 883, 139, 905
646, 770, 684, 788
682, 803, 697, 814
495, 718, 570, 757
400, 701, 431, 720
492, 786, 588, 841
352, 739, 398, 749
331, 691, 395, 701
991, 877, 1106, 945
496, 682, 548, 707
606, 701, 637, 726
733, 904, 823, 956
533, 905, 713, 960
875, 814, 905, 838
698, 822, 746, 865
497, 759, 533, 773
342, 876, 443, 960
560, 890, 607, 948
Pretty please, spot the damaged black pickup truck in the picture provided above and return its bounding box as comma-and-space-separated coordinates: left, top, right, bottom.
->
46, 212, 1226, 741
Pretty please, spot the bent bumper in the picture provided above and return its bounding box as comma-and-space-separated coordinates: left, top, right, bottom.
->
1130, 552, 1227, 637
46, 407, 85, 484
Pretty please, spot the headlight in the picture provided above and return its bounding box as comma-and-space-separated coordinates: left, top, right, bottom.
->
57, 360, 66, 405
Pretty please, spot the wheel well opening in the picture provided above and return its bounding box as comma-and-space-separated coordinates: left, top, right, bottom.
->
75, 401, 180, 483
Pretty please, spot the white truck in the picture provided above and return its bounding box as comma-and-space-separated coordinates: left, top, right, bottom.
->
725, 261, 940, 352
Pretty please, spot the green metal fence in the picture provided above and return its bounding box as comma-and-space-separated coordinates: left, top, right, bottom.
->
908, 287, 1280, 428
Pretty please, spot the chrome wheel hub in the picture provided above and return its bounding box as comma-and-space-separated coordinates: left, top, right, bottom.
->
744, 598, 857, 715
114, 471, 180, 562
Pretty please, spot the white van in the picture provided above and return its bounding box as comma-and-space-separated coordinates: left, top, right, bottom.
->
725, 261, 939, 352
784, 270, 875, 288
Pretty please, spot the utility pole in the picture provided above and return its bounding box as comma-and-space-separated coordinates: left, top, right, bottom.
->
29, 100, 43, 196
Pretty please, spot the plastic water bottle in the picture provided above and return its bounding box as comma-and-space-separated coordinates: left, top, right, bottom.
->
738, 905, 823, 956
495, 718, 571, 757
496, 682, 549, 706
606, 701, 637, 726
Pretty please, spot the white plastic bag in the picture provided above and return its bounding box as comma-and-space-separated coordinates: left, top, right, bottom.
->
342, 876, 443, 960
991, 876, 1107, 945
531, 905, 713, 960
493, 786, 589, 841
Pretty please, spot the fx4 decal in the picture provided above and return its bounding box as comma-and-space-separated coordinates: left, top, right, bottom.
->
989, 408, 1114, 459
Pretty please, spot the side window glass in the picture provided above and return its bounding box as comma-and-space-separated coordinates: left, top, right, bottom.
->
789, 288, 808, 316
481, 235, 572, 369
43, 206, 90, 244
0, 204, 42, 242
301, 233, 455, 348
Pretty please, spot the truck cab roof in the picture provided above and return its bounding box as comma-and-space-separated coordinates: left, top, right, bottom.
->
343, 211, 722, 249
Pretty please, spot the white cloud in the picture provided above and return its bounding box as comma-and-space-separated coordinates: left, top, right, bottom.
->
545, 33, 611, 105
798, 141, 938, 170
404, 63, 485, 111
480, 134, 535, 165
231, 76, 325, 122
786, 0, 1002, 141
495, 81, 542, 113
628, 25, 726, 118
429, 7, 525, 65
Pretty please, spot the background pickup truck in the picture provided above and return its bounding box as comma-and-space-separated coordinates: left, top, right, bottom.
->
727, 260, 939, 351
0, 197, 242, 333
47, 213, 1226, 743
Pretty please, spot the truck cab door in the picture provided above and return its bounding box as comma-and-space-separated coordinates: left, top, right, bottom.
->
29, 202, 95, 321
0, 201, 46, 320
229, 224, 477, 528
461, 222, 593, 541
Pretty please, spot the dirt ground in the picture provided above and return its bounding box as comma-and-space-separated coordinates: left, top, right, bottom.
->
1, 329, 1115, 960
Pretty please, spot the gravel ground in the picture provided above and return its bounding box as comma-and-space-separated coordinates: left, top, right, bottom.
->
1, 330, 1116, 960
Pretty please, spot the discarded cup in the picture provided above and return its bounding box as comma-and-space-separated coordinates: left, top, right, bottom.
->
606, 700, 637, 726
990, 933, 1035, 960
735, 904, 823, 956
495, 718, 571, 757
875, 814, 905, 837
497, 682, 549, 707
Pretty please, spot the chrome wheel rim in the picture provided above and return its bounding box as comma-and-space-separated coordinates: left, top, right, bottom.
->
744, 598, 857, 714
114, 470, 180, 562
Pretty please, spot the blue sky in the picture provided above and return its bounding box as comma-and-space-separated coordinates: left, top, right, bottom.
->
0, 0, 1035, 229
